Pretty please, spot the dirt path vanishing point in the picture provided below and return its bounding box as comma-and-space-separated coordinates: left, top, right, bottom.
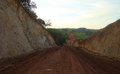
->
0, 46, 120, 74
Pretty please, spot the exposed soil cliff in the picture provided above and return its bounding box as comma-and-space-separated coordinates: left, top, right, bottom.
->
0, 0, 55, 59
79, 19, 120, 60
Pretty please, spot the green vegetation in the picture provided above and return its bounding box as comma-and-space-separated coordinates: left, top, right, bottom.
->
47, 29, 67, 46
74, 32, 87, 40
72, 28, 97, 40
47, 28, 98, 45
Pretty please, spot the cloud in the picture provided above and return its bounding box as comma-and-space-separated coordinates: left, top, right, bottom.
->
33, 0, 120, 29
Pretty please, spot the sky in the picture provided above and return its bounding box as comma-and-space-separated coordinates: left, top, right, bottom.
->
32, 0, 120, 29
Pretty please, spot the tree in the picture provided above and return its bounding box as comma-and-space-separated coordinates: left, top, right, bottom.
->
37, 18, 51, 27
19, 0, 37, 10
30, 1, 37, 10
47, 29, 67, 45
19, 0, 37, 18
44, 19, 51, 26
37, 18, 45, 25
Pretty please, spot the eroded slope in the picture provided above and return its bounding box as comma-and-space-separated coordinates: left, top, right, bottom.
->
79, 19, 120, 59
0, 0, 55, 59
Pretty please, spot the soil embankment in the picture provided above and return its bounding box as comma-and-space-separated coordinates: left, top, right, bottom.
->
0, 0, 55, 59
78, 19, 120, 60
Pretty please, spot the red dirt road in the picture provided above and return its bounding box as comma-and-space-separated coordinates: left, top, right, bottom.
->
0, 46, 120, 74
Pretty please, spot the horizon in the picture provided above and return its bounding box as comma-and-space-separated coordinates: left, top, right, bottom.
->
46, 26, 101, 30
32, 0, 120, 29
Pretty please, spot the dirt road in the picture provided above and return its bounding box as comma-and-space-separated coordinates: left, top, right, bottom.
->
0, 46, 120, 74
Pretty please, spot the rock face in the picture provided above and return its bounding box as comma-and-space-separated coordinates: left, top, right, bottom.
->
79, 19, 120, 60
0, 0, 55, 59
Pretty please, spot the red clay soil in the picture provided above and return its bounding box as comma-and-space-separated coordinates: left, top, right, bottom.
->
0, 46, 120, 74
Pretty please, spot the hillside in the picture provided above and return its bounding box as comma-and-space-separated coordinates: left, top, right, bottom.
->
47, 28, 97, 45
63, 28, 98, 40
79, 19, 120, 60
0, 0, 55, 60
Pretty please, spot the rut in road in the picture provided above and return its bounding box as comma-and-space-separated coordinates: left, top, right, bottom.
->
0, 46, 120, 74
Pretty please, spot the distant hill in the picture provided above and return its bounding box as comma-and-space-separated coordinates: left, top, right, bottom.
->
47, 28, 98, 45
61, 28, 98, 40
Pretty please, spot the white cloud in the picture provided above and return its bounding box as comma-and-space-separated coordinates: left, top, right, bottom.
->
32, 0, 120, 29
